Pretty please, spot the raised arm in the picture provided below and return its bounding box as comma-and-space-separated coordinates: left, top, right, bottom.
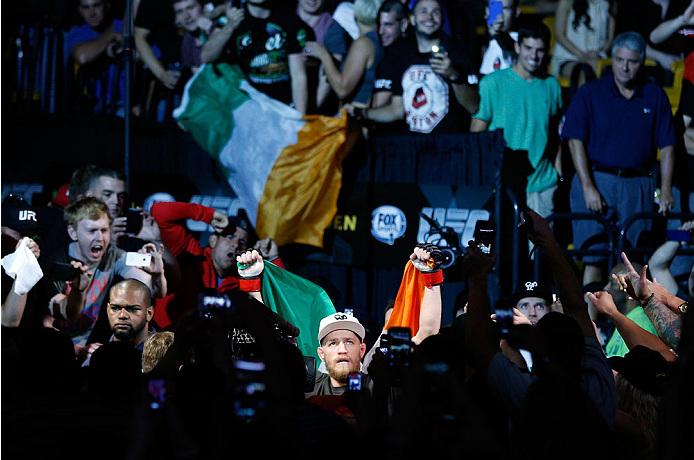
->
648, 240, 681, 296
133, 242, 168, 298
524, 210, 597, 338
303, 38, 373, 101
136, 211, 182, 286
1, 237, 41, 327
430, 51, 479, 114
650, 1, 694, 44
150, 201, 227, 256
288, 53, 308, 115
2, 283, 30, 327
134, 27, 178, 90
62, 261, 94, 322
200, 6, 245, 63
463, 242, 499, 368
70, 23, 122, 65
408, 244, 443, 344
614, 252, 683, 350
642, 293, 683, 350
587, 290, 677, 361
236, 249, 265, 305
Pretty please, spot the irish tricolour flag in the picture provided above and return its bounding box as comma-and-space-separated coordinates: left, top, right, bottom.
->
174, 62, 349, 248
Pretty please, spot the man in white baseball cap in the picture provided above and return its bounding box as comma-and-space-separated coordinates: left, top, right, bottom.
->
308, 312, 368, 395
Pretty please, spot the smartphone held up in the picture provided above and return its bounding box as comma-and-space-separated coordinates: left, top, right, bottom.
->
473, 220, 496, 255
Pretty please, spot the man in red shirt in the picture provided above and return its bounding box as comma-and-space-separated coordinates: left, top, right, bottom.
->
150, 201, 282, 327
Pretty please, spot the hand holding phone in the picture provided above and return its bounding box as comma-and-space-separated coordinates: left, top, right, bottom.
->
474, 220, 497, 255
495, 306, 514, 337
125, 252, 152, 267
50, 261, 80, 281
387, 327, 412, 367
518, 210, 534, 232
487, 1, 503, 27
125, 208, 144, 235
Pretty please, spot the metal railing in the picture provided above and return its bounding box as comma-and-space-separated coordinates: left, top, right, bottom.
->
617, 212, 694, 261
532, 212, 617, 283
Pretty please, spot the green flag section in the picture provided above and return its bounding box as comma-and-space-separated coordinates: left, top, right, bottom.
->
260, 261, 337, 365
173, 62, 349, 248
173, 62, 248, 161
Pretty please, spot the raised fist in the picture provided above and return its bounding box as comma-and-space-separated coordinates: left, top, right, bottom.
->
410, 243, 444, 273
236, 249, 264, 293
236, 249, 264, 279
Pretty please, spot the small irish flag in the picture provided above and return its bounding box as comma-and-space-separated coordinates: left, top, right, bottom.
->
174, 62, 349, 248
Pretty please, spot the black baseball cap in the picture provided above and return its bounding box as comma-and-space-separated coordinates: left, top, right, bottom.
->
511, 280, 554, 307
1, 195, 43, 233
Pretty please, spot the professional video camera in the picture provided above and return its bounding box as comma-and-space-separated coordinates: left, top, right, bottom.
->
197, 289, 300, 361
418, 212, 463, 270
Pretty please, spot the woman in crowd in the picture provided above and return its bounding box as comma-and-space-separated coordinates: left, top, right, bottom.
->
550, 0, 616, 87
302, 0, 385, 111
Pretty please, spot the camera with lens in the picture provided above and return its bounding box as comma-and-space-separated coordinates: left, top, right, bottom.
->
419, 212, 463, 270
197, 289, 299, 361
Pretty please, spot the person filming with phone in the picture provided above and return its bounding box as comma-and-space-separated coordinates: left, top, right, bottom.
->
36, 197, 166, 362
348, 0, 479, 134
463, 209, 616, 458
480, 0, 521, 75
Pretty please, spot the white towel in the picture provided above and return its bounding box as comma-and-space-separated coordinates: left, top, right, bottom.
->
1, 237, 43, 295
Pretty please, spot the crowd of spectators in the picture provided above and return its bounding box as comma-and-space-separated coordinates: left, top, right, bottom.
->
2, 184, 692, 458
3, 0, 694, 458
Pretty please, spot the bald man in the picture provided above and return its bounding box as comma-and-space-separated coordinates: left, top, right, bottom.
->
106, 278, 154, 349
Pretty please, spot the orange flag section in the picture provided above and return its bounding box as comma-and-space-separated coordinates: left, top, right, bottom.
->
384, 260, 426, 336
256, 110, 349, 248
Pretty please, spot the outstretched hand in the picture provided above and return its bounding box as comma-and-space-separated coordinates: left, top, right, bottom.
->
586, 290, 619, 318
611, 252, 651, 302
521, 209, 555, 249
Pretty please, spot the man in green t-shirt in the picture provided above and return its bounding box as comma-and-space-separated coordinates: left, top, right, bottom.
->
471, 21, 563, 218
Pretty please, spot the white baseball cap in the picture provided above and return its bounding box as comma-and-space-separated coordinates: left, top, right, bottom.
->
318, 313, 365, 343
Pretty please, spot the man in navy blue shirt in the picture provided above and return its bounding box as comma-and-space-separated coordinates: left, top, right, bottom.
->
563, 31, 676, 288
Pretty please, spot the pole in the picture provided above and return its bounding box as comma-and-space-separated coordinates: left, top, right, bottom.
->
123, 0, 133, 190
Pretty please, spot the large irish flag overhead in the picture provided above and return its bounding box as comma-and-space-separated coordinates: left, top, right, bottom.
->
173, 62, 349, 248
